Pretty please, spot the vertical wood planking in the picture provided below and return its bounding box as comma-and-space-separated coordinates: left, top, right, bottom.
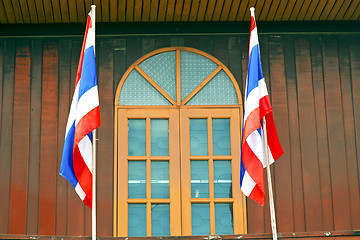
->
126, 37, 142, 68
66, 39, 85, 236
295, 37, 323, 231
213, 36, 229, 67
322, 37, 351, 230
0, 40, 15, 234
268, 36, 294, 233
97, 39, 114, 236
114, 38, 127, 96
349, 36, 360, 229
338, 36, 360, 229
8, 40, 31, 234
228, 37, 242, 94
309, 36, 333, 230
26, 39, 42, 235
0, 40, 3, 139
283, 36, 306, 232
38, 41, 58, 235
55, 39, 72, 236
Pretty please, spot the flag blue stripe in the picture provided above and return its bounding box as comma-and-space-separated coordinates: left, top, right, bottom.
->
78, 45, 97, 100
246, 45, 263, 100
59, 122, 78, 188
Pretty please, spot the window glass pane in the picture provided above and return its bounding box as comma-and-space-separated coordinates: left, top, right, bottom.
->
139, 51, 176, 101
128, 161, 146, 199
151, 119, 169, 156
128, 119, 146, 156
181, 51, 218, 101
152, 204, 170, 236
151, 161, 169, 199
128, 204, 146, 237
186, 70, 238, 105
192, 203, 210, 235
215, 203, 234, 235
212, 118, 231, 155
214, 160, 232, 198
119, 69, 171, 105
190, 119, 208, 155
191, 160, 209, 198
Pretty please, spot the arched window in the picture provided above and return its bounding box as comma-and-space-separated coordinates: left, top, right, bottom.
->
114, 47, 246, 237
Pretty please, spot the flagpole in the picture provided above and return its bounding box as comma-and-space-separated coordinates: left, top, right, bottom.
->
91, 5, 97, 240
261, 116, 278, 240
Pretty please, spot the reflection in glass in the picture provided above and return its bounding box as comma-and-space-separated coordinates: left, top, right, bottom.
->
128, 161, 146, 199
213, 118, 231, 155
192, 203, 210, 235
215, 203, 234, 235
152, 204, 170, 236
128, 204, 146, 237
151, 161, 169, 199
191, 160, 209, 198
151, 119, 169, 156
214, 160, 232, 198
190, 119, 208, 155
128, 119, 146, 156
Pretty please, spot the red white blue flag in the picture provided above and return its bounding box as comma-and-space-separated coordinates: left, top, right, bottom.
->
240, 9, 283, 206
60, 11, 100, 208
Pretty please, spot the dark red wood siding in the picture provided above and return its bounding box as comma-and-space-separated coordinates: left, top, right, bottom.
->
0, 34, 359, 237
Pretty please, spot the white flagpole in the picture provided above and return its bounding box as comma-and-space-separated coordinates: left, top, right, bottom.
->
262, 116, 278, 240
91, 5, 97, 240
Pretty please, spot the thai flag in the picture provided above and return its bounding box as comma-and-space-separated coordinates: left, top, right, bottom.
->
240, 9, 283, 206
60, 12, 100, 208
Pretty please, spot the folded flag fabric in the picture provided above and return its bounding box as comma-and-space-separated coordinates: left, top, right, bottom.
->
240, 9, 284, 206
59, 11, 100, 208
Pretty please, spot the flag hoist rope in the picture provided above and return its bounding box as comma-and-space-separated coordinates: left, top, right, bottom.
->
91, 5, 97, 240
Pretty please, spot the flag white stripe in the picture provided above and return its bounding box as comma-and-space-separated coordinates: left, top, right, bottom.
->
241, 171, 256, 196
75, 183, 86, 200
75, 86, 99, 126
78, 135, 93, 173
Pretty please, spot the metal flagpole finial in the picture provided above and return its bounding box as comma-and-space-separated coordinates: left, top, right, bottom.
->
250, 7, 255, 17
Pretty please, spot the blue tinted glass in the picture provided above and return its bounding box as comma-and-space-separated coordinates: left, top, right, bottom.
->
151, 161, 169, 199
119, 69, 171, 105
128, 119, 146, 156
181, 51, 218, 101
128, 161, 146, 199
151, 204, 170, 236
139, 51, 176, 101
190, 119, 208, 155
214, 160, 232, 198
212, 118, 231, 155
186, 70, 238, 105
151, 119, 169, 156
128, 204, 146, 237
191, 160, 209, 198
192, 203, 210, 235
215, 203, 234, 235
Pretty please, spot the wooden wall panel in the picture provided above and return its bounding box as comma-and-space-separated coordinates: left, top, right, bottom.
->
9, 40, 31, 234
309, 36, 333, 230
38, 41, 58, 235
338, 36, 360, 230
349, 36, 360, 229
268, 36, 293, 233
283, 36, 305, 232
26, 40, 43, 235
0, 34, 359, 238
322, 37, 352, 230
56, 39, 72, 236
0, 40, 15, 234
97, 39, 114, 236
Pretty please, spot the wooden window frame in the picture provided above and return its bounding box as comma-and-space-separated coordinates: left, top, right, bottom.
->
114, 47, 245, 237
